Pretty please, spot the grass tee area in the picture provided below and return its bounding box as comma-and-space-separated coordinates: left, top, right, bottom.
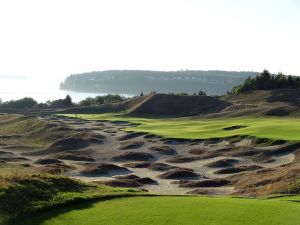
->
18, 196, 300, 225
61, 113, 300, 141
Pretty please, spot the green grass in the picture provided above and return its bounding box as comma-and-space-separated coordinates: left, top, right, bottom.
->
18, 196, 300, 225
60, 113, 300, 141
0, 174, 141, 225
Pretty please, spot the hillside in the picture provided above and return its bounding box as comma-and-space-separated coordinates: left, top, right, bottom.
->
129, 94, 231, 116
60, 70, 256, 95
57, 88, 300, 118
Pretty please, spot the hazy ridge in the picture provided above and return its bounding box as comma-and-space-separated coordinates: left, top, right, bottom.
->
60, 70, 257, 95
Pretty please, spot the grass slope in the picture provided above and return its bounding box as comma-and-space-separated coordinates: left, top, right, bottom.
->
0, 174, 140, 225
0, 114, 76, 150
19, 196, 300, 225
61, 113, 300, 141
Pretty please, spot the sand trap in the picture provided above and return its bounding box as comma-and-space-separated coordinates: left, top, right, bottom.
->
166, 156, 201, 163
28, 138, 89, 156
158, 168, 199, 179
0, 157, 29, 162
81, 163, 131, 176
187, 148, 206, 155
205, 159, 239, 168
117, 132, 146, 141
148, 163, 177, 171
113, 174, 157, 185
175, 179, 230, 188
118, 141, 144, 150
113, 174, 140, 180
123, 162, 151, 168
214, 165, 263, 174
39, 163, 75, 175
149, 146, 176, 155
98, 179, 142, 188
112, 152, 154, 162
15, 115, 297, 196
54, 151, 95, 162
136, 177, 158, 185
36, 158, 62, 165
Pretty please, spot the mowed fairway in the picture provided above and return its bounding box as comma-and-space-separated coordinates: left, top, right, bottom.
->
61, 113, 300, 141
19, 196, 300, 225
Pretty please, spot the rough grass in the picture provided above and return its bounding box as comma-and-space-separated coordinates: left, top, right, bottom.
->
0, 114, 75, 150
0, 173, 141, 225
18, 196, 300, 225
61, 113, 300, 141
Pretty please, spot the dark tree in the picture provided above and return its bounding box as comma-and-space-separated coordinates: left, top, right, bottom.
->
63, 95, 73, 107
0, 97, 38, 109
198, 90, 206, 96
230, 70, 300, 94
79, 97, 94, 106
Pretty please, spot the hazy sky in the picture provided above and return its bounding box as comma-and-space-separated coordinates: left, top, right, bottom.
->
0, 0, 300, 80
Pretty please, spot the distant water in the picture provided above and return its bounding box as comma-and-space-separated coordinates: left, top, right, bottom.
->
0, 77, 133, 103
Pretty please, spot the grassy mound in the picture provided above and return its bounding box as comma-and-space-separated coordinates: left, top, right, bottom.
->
129, 94, 230, 116
17, 196, 300, 225
0, 174, 140, 225
0, 114, 76, 150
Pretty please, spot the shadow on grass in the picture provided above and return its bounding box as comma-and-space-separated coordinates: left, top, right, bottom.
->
12, 195, 141, 225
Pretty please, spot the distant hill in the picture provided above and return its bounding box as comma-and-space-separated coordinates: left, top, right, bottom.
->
57, 88, 300, 117
60, 70, 257, 96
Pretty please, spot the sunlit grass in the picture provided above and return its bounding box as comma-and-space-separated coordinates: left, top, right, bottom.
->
19, 196, 300, 225
60, 113, 300, 141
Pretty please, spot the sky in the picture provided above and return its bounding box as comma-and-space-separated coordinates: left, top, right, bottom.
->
0, 0, 300, 82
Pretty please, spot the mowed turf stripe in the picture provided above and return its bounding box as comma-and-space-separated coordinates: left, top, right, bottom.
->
19, 196, 300, 225
60, 114, 300, 141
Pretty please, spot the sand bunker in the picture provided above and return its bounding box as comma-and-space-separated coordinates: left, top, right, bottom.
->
122, 162, 151, 168
35, 158, 62, 165
118, 141, 144, 150
149, 146, 176, 155
54, 151, 95, 162
81, 163, 130, 176
0, 151, 13, 155
175, 179, 230, 188
205, 159, 239, 168
187, 148, 206, 155
117, 132, 146, 141
28, 138, 89, 156
158, 168, 199, 179
112, 152, 154, 162
113, 174, 140, 179
113, 174, 157, 185
166, 155, 201, 163
123, 162, 176, 171
39, 163, 75, 175
0, 157, 29, 162
148, 163, 177, 171
214, 165, 263, 174
98, 179, 142, 188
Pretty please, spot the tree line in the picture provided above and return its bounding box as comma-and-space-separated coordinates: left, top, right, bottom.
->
0, 94, 125, 109
230, 70, 300, 94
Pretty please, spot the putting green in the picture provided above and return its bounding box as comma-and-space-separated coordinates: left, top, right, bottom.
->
61, 113, 300, 141
19, 196, 300, 225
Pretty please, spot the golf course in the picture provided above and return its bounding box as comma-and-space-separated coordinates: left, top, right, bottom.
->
2, 79, 300, 224
17, 196, 300, 225
62, 113, 300, 141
